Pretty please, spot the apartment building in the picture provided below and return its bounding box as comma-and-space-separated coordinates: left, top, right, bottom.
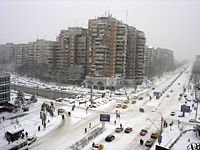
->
144, 46, 174, 78
86, 16, 128, 78
57, 27, 87, 79
27, 39, 59, 76
0, 45, 6, 64
0, 73, 10, 105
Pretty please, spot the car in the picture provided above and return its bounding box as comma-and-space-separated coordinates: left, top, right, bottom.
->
92, 143, 104, 150
124, 127, 132, 133
151, 132, 158, 138
105, 134, 115, 142
115, 127, 123, 133
58, 108, 64, 113
189, 119, 200, 123
171, 112, 175, 116
138, 97, 143, 100
116, 104, 122, 108
166, 95, 170, 98
133, 96, 138, 99
27, 136, 37, 145
124, 100, 129, 104
145, 139, 153, 147
170, 90, 174, 93
56, 98, 63, 102
152, 87, 155, 90
140, 129, 148, 136
122, 105, 128, 109
131, 101, 136, 104
139, 108, 144, 112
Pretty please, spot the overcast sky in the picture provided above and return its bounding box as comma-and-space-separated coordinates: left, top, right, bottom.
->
0, 0, 200, 62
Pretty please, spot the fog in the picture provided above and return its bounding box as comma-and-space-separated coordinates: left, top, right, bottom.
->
0, 0, 200, 62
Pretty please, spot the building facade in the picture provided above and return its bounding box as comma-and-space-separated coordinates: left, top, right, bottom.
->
57, 27, 87, 79
0, 73, 10, 105
86, 16, 128, 78
144, 46, 174, 78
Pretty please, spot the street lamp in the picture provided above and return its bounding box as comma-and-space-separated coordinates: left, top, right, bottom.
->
195, 85, 200, 120
152, 109, 163, 134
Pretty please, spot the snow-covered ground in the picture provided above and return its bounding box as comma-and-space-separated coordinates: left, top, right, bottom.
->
0, 66, 199, 150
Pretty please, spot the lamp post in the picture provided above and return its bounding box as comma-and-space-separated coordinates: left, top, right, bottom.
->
152, 109, 163, 134
195, 85, 199, 120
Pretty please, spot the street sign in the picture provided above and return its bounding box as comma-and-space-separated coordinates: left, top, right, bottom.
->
158, 135, 162, 145
181, 105, 190, 112
154, 92, 160, 97
100, 114, 110, 122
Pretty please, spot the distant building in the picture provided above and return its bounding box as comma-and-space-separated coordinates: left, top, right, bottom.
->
192, 55, 200, 74
57, 27, 87, 79
144, 46, 174, 78
0, 73, 10, 105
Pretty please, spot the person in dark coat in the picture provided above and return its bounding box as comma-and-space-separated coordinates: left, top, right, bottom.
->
140, 139, 144, 145
25, 132, 28, 137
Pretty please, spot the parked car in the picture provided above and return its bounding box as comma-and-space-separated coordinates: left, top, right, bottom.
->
131, 101, 136, 104
27, 136, 37, 145
124, 100, 129, 104
145, 139, 153, 147
122, 105, 128, 109
166, 95, 170, 98
116, 104, 122, 108
56, 98, 63, 102
140, 129, 148, 136
105, 134, 115, 142
189, 119, 200, 123
171, 112, 175, 116
124, 127, 132, 133
115, 127, 123, 133
58, 108, 64, 113
151, 132, 158, 138
138, 97, 143, 100
92, 143, 104, 150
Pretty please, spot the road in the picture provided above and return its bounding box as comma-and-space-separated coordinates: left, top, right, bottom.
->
30, 68, 189, 150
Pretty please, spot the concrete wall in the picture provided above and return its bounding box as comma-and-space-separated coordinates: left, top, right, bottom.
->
11, 85, 76, 100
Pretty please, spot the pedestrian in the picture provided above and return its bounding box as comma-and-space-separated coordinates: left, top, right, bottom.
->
38, 126, 40, 131
114, 120, 116, 125
120, 124, 122, 128
68, 111, 71, 116
2, 116, 5, 121
8, 138, 11, 144
89, 123, 91, 128
85, 128, 87, 133
25, 132, 28, 137
21, 133, 25, 139
140, 139, 144, 145
92, 142, 95, 147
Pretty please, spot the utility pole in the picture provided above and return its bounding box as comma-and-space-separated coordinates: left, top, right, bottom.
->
161, 116, 163, 133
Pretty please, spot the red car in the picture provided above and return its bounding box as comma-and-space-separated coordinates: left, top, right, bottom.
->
140, 129, 148, 136
124, 127, 132, 133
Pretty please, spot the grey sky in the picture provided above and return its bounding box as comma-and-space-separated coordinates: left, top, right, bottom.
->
0, 0, 200, 62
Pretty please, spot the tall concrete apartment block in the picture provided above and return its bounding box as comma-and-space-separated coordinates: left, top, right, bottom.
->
27, 39, 59, 76
144, 46, 174, 78
0, 43, 16, 65
0, 73, 10, 105
58, 27, 87, 78
87, 16, 128, 78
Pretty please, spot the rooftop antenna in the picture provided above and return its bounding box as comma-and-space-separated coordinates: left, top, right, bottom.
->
126, 9, 128, 24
